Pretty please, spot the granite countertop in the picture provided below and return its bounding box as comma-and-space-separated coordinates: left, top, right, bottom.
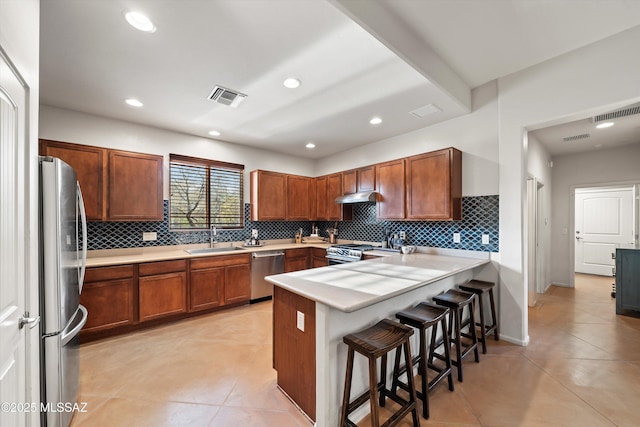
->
86, 241, 332, 267
265, 253, 490, 312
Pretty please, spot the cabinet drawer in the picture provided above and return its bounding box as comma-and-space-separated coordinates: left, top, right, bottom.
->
285, 248, 309, 259
190, 253, 251, 270
139, 259, 186, 276
84, 265, 134, 282
311, 247, 326, 258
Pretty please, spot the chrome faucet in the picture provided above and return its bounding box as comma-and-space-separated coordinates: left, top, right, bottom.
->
210, 225, 217, 248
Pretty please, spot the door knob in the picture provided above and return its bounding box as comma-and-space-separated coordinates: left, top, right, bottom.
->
18, 315, 40, 330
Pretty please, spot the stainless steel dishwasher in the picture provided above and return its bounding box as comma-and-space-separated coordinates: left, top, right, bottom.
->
250, 250, 285, 303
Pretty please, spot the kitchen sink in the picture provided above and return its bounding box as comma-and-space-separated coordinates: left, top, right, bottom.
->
185, 247, 246, 255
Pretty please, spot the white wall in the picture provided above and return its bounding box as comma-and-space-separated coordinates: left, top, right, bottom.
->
497, 24, 640, 345
39, 106, 316, 201
0, 0, 40, 424
550, 143, 640, 286
315, 81, 499, 197
527, 135, 552, 293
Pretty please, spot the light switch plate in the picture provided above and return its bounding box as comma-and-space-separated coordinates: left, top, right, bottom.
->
296, 311, 305, 332
143, 232, 157, 241
453, 233, 460, 243
482, 234, 490, 245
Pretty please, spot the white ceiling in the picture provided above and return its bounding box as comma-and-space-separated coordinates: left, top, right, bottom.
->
40, 0, 640, 159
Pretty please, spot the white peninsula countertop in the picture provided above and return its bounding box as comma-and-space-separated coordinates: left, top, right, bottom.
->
266, 253, 489, 312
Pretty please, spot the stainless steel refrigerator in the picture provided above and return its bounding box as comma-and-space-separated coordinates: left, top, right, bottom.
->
39, 157, 88, 427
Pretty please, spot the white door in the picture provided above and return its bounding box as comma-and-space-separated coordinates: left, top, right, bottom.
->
0, 48, 30, 427
575, 187, 635, 276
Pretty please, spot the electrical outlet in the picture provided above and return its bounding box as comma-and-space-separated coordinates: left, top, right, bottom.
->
143, 232, 157, 241
482, 234, 490, 245
296, 311, 305, 332
453, 233, 460, 243
399, 231, 406, 239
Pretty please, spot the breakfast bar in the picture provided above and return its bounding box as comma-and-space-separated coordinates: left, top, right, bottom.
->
267, 252, 491, 426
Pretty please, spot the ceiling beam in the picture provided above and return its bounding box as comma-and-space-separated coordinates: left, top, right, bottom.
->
329, 0, 471, 112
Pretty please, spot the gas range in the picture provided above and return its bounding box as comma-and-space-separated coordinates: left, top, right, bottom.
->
326, 244, 375, 264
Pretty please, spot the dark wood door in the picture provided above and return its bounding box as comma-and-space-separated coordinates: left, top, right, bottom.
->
139, 272, 187, 322
189, 267, 224, 311
286, 174, 313, 220
376, 159, 406, 219
251, 170, 287, 220
224, 264, 251, 304
327, 173, 343, 220
39, 139, 105, 220
406, 148, 462, 220
357, 165, 376, 192
342, 170, 356, 194
315, 175, 328, 220
108, 150, 164, 221
81, 278, 134, 333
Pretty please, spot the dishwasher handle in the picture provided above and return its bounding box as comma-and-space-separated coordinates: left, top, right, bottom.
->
252, 251, 285, 259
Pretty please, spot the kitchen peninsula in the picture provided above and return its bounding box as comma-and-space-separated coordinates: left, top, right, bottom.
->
267, 252, 491, 426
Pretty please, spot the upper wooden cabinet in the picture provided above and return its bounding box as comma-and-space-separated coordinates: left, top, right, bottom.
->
342, 170, 357, 195
376, 159, 406, 219
108, 150, 164, 221
406, 148, 462, 220
286, 174, 315, 221
39, 139, 164, 221
250, 170, 287, 221
315, 175, 328, 220
39, 139, 105, 220
316, 173, 352, 221
357, 166, 376, 192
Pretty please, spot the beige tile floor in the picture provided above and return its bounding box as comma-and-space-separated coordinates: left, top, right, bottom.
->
71, 274, 640, 426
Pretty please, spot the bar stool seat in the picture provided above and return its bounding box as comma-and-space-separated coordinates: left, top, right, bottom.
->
394, 303, 454, 419
340, 319, 421, 427
432, 289, 480, 382
459, 279, 499, 354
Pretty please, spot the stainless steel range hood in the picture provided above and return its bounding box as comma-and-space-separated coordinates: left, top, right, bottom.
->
335, 191, 378, 204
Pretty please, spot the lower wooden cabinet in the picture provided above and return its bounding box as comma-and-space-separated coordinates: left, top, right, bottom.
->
189, 253, 251, 312
138, 260, 188, 322
285, 248, 310, 272
224, 263, 251, 304
81, 265, 134, 335
311, 247, 327, 268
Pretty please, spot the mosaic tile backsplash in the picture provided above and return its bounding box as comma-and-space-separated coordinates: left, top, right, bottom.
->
86, 195, 499, 252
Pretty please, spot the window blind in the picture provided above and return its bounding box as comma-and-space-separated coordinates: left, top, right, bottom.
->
169, 154, 244, 230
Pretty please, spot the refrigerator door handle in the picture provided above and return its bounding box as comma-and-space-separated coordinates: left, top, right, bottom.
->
77, 182, 88, 293
61, 305, 88, 347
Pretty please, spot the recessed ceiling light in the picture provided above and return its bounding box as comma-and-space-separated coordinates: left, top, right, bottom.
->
125, 98, 143, 107
305, 142, 316, 149
283, 78, 301, 89
596, 122, 614, 129
369, 117, 382, 125
124, 11, 156, 33
208, 130, 221, 137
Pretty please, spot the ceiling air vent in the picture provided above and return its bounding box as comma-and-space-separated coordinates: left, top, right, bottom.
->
592, 102, 640, 123
409, 103, 441, 119
208, 85, 247, 108
562, 133, 590, 142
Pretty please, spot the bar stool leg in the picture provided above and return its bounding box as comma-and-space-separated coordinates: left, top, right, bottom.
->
368, 356, 380, 427
477, 293, 488, 354
340, 348, 355, 427
403, 340, 421, 427
489, 289, 499, 340
453, 308, 463, 382
379, 354, 387, 407
418, 327, 429, 419
440, 317, 455, 391
468, 299, 480, 363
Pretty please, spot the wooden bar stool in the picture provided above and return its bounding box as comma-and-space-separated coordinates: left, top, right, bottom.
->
393, 303, 454, 419
340, 319, 420, 427
459, 279, 499, 354
431, 290, 479, 382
